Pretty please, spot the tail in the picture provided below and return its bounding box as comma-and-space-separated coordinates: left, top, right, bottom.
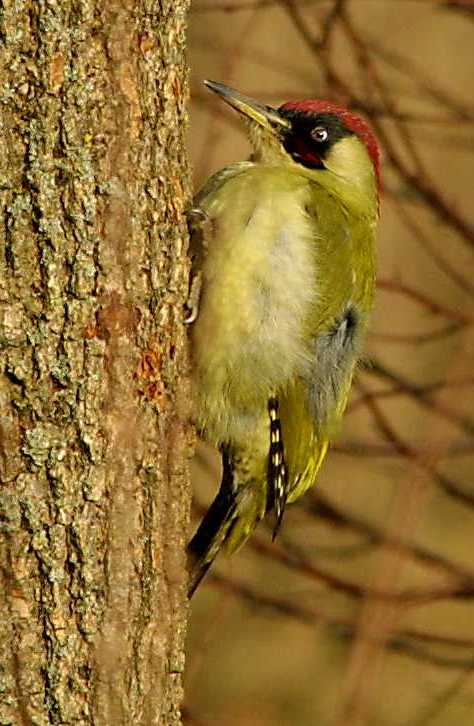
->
187, 397, 291, 597
187, 447, 238, 597
267, 397, 289, 537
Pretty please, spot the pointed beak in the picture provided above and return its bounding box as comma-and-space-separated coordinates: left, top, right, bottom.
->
204, 80, 290, 133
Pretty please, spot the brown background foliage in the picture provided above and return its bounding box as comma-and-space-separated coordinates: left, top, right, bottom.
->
184, 1, 474, 725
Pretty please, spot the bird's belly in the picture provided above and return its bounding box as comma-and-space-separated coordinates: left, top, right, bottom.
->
193, 204, 316, 443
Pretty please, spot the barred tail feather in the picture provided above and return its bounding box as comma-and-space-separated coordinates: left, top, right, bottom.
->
267, 396, 289, 537
187, 399, 291, 595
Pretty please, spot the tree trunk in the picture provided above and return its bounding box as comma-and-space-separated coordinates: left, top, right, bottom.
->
0, 1, 191, 724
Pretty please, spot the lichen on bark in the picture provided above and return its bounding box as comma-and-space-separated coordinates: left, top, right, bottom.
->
0, 1, 191, 724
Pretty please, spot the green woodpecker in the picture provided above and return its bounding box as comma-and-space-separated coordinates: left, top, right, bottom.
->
187, 81, 380, 596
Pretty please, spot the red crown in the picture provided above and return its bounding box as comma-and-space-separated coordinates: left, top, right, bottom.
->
280, 100, 381, 189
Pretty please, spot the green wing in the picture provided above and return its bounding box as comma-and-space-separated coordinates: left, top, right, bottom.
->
280, 181, 376, 502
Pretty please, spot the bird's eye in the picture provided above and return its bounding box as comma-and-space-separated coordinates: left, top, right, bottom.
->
311, 127, 328, 143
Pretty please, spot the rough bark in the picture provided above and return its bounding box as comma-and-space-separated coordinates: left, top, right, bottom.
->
0, 1, 191, 724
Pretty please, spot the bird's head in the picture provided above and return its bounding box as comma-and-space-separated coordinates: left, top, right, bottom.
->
205, 80, 381, 200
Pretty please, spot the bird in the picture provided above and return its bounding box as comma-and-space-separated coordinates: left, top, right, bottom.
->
186, 80, 380, 597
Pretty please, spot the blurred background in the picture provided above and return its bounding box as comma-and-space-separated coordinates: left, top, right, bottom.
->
184, 2, 474, 724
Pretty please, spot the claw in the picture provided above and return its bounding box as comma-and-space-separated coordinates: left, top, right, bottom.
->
184, 271, 202, 324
